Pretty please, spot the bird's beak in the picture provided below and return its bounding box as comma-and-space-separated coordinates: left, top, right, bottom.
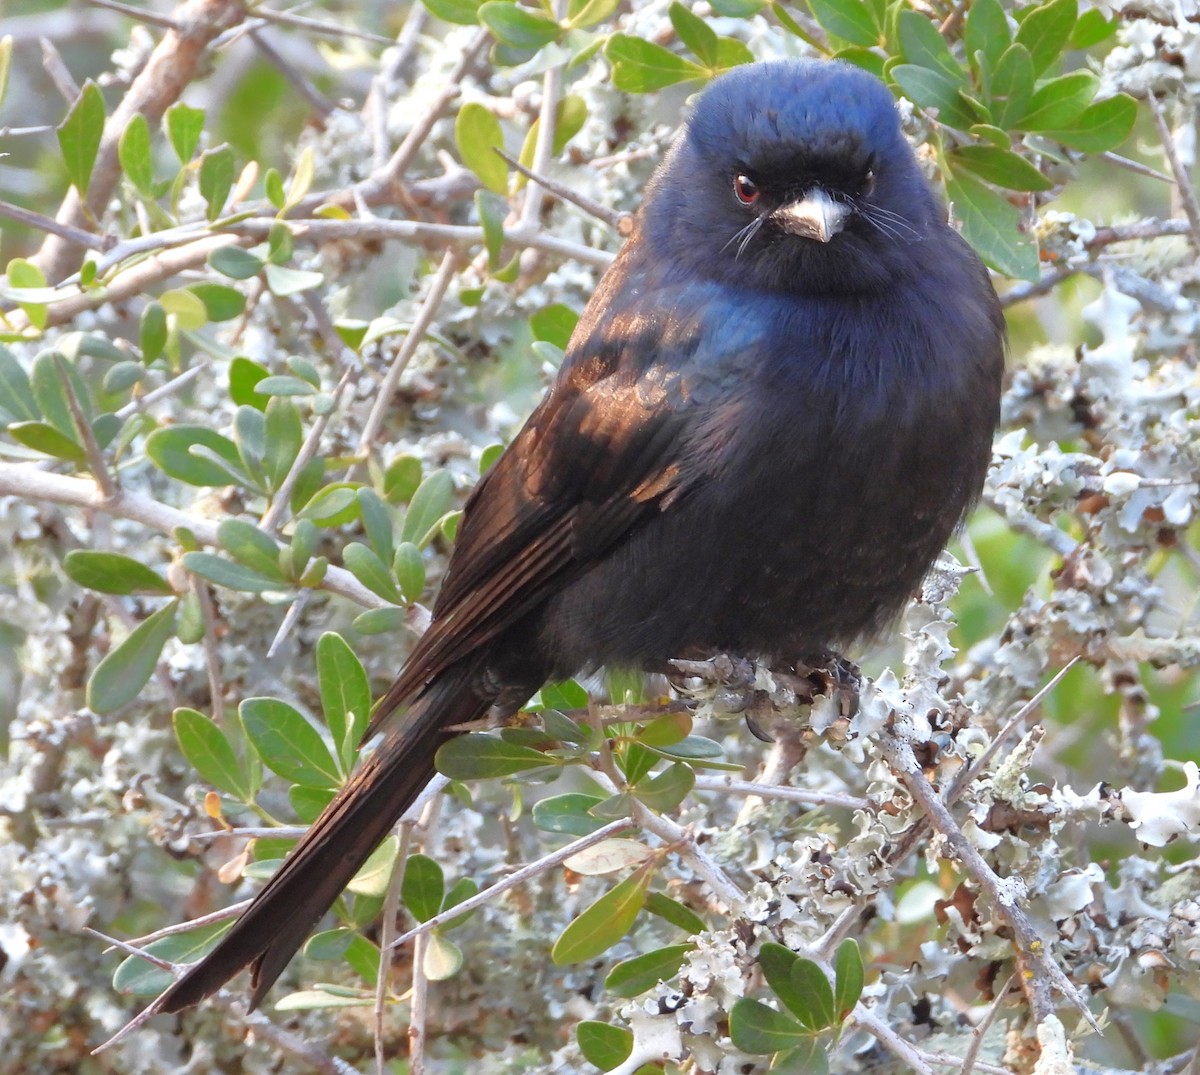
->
774, 189, 849, 243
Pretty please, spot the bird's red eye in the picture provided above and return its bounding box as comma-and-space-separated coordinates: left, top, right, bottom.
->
734, 174, 760, 206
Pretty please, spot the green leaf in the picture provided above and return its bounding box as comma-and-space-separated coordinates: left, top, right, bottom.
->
645, 890, 707, 934
159, 287, 208, 330
808, 0, 878, 46
456, 103, 508, 195
113, 919, 230, 997
290, 784, 336, 823
229, 356, 270, 408
988, 43, 1034, 128
209, 245, 265, 280
897, 10, 962, 83
0, 36, 12, 112
645, 734, 723, 760
57, 81, 105, 196
530, 303, 579, 351
145, 425, 245, 486
317, 632, 371, 771
605, 34, 707, 93
711, 0, 768, 11
63, 550, 173, 595
670, 2, 719, 67
296, 482, 361, 526
475, 190, 507, 268
217, 519, 283, 579
964, 0, 1009, 78
31, 349, 83, 436
728, 998, 809, 1054
423, 932, 463, 981
890, 65, 976, 129
263, 396, 302, 490
833, 938, 865, 1018
946, 171, 1038, 281
393, 541, 425, 603
479, 1, 560, 48
176, 590, 205, 645
8, 421, 84, 462
422, 0, 482, 24
255, 375, 316, 397
118, 113, 154, 196
0, 344, 38, 422
173, 707, 252, 799
576, 1021, 633, 1071
87, 600, 178, 714
264, 263, 324, 296
352, 607, 408, 635
951, 144, 1052, 191
552, 868, 650, 964
1068, 8, 1116, 49
606, 943, 694, 997
1040, 93, 1137, 152
188, 282, 245, 323
140, 302, 168, 363
198, 144, 235, 221
759, 943, 836, 1030
537, 679, 589, 710
103, 361, 144, 396
567, 0, 619, 29
164, 102, 204, 164
240, 697, 341, 789
401, 853, 445, 922
343, 541, 402, 604
531, 792, 609, 835
632, 761, 695, 812
401, 469, 455, 547
347, 834, 400, 897
436, 734, 550, 780
1019, 71, 1097, 130
182, 551, 287, 593
1014, 0, 1076, 76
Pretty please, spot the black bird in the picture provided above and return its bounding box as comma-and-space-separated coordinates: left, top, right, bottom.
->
155, 59, 1004, 1014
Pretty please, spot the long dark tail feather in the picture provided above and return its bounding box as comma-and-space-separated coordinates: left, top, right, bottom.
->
153, 664, 489, 1014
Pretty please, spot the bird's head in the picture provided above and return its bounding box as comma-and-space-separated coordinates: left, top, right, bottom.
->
643, 60, 942, 295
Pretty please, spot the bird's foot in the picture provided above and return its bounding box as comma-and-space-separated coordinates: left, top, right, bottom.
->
778, 651, 862, 719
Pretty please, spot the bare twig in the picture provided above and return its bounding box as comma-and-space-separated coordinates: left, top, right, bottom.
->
356, 249, 459, 456
56, 355, 119, 500
879, 732, 1101, 1033
960, 974, 1017, 1075
498, 149, 626, 230
1147, 94, 1200, 253
40, 36, 81, 102
376, 823, 413, 1075
519, 0, 568, 232
694, 775, 870, 811
388, 818, 634, 950
83, 0, 181, 30
0, 461, 389, 609
0, 200, 112, 251
250, 27, 337, 117
251, 7, 396, 46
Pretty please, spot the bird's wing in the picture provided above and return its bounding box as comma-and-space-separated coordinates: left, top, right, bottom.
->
370, 274, 747, 725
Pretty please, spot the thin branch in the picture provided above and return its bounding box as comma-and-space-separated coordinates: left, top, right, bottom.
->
40, 36, 81, 103
376, 822, 413, 1075
250, 7, 396, 46
357, 249, 459, 456
879, 731, 1101, 1034
57, 355, 118, 500
694, 775, 871, 811
519, 0, 568, 232
0, 461, 389, 609
83, 0, 181, 30
1100, 150, 1174, 184
388, 817, 634, 951
1147, 94, 1200, 253
362, 29, 490, 200
960, 974, 1017, 1075
250, 27, 337, 117
0, 200, 112, 251
498, 149, 626, 230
